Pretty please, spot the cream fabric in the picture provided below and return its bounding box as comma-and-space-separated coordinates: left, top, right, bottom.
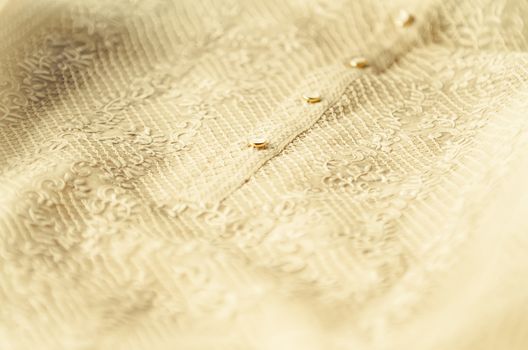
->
1, 0, 528, 349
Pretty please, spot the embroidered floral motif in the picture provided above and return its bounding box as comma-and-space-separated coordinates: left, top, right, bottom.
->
2, 0, 528, 349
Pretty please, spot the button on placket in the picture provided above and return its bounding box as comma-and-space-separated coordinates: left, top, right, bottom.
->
395, 10, 415, 27
248, 135, 269, 150
303, 92, 322, 104
348, 57, 369, 69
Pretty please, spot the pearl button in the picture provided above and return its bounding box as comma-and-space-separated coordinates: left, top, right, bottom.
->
348, 57, 369, 69
248, 136, 269, 149
303, 93, 322, 104
396, 10, 415, 27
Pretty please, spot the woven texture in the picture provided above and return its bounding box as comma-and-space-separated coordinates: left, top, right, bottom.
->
1, 0, 528, 349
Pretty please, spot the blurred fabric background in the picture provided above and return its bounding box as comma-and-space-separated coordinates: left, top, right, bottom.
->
1, 0, 528, 349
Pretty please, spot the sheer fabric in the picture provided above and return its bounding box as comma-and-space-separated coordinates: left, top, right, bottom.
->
1, 0, 528, 349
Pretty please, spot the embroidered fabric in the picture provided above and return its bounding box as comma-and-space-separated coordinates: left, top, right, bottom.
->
1, 0, 528, 349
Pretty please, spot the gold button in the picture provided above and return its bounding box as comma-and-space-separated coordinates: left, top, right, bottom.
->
303, 93, 322, 104
348, 57, 369, 69
396, 10, 415, 27
248, 136, 269, 149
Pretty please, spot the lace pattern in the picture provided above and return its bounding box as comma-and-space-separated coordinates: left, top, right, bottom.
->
1, 0, 528, 349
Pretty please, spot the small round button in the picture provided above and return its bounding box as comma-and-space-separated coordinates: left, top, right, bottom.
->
396, 10, 415, 27
303, 93, 322, 104
348, 57, 369, 69
248, 136, 269, 149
